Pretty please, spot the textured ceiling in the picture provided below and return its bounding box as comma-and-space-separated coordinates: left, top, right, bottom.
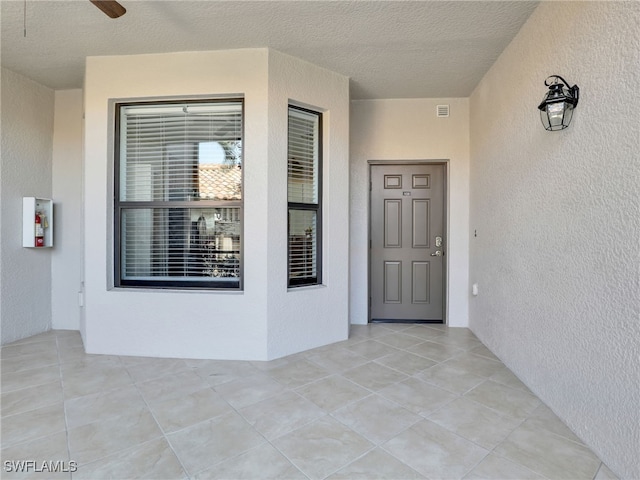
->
0, 0, 539, 99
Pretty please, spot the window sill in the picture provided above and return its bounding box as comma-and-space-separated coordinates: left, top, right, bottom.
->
287, 283, 326, 293
109, 286, 244, 295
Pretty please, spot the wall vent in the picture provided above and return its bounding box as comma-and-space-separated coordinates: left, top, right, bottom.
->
437, 105, 450, 118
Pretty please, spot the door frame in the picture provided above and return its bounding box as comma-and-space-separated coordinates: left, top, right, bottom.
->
367, 160, 449, 324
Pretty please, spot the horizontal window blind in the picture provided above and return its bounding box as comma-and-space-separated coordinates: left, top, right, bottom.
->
120, 102, 242, 202
287, 106, 321, 287
121, 207, 240, 281
288, 209, 317, 282
115, 100, 243, 289
287, 108, 319, 204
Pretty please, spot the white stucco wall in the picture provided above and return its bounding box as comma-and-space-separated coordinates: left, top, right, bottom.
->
350, 98, 470, 326
84, 49, 269, 359
469, 2, 640, 478
1, 68, 54, 344
52, 89, 84, 331
83, 49, 350, 360
266, 51, 350, 358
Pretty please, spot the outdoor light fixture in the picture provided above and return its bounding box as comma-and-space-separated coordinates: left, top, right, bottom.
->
538, 75, 579, 131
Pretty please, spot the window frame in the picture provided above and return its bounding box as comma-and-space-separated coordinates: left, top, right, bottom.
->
287, 105, 323, 288
113, 98, 244, 290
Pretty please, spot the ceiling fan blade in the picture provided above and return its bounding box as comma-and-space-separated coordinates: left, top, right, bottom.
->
90, 0, 126, 18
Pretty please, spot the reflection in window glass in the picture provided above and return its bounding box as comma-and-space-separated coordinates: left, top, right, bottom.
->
121, 207, 240, 282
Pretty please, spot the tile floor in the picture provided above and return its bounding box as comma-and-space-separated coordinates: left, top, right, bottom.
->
1, 324, 619, 480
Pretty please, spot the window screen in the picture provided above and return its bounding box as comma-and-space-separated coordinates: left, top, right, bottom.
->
288, 106, 321, 287
115, 100, 243, 289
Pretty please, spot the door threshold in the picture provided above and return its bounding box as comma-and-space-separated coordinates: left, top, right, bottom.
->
370, 318, 444, 324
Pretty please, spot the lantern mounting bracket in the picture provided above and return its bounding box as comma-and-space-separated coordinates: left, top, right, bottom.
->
538, 75, 580, 108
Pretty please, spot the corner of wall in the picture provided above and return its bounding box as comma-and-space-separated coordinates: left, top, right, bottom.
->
265, 50, 351, 359
51, 89, 84, 332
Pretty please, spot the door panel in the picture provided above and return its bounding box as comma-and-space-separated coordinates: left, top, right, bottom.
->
412, 199, 430, 248
384, 200, 402, 248
384, 261, 402, 303
412, 261, 430, 304
370, 164, 445, 322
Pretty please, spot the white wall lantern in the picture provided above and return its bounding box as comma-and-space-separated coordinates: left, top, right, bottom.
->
537, 75, 580, 131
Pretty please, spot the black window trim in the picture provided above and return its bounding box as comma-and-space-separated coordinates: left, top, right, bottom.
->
287, 104, 323, 288
113, 97, 244, 290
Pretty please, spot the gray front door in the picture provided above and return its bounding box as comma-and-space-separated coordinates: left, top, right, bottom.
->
370, 163, 445, 322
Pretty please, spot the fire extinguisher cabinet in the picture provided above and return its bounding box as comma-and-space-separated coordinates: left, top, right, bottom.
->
23, 197, 53, 248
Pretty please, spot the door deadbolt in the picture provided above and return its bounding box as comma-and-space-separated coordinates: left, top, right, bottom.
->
435, 236, 443, 247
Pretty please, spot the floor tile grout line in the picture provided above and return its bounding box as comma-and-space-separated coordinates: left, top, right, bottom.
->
328, 397, 426, 448
260, 410, 380, 480
318, 444, 380, 480
0, 356, 61, 374
384, 384, 459, 418
317, 333, 586, 478
0, 339, 59, 358
484, 445, 554, 480
264, 434, 314, 480
295, 375, 382, 414
455, 390, 531, 421
59, 340, 181, 474
401, 349, 463, 365
499, 410, 592, 449
592, 462, 612, 480
61, 358, 168, 473
425, 395, 527, 456
166, 362, 319, 478
70, 436, 172, 477
465, 377, 541, 401
371, 330, 566, 478
225, 365, 418, 479
469, 393, 596, 480
57, 333, 75, 478
370, 356, 435, 378
232, 389, 325, 441
0, 385, 65, 420
2, 326, 611, 480
389, 415, 497, 479
310, 340, 592, 474
189, 439, 311, 480
0, 366, 64, 394
184, 382, 312, 479
128, 365, 194, 479
0, 397, 68, 448
377, 441, 432, 479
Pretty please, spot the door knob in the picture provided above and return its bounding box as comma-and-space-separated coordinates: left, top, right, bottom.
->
430, 250, 443, 256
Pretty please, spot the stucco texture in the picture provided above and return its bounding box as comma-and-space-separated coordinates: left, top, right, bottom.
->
82, 49, 350, 361
350, 98, 470, 326
469, 2, 640, 478
266, 50, 351, 359
1, 68, 54, 344
52, 89, 83, 331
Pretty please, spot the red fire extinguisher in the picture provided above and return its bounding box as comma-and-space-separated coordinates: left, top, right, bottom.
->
35, 212, 45, 247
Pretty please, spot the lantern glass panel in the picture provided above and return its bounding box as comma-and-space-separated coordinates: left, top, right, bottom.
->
547, 102, 565, 126
540, 100, 575, 131
561, 104, 574, 128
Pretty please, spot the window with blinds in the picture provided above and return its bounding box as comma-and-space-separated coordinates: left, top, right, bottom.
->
288, 106, 322, 287
115, 99, 243, 289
